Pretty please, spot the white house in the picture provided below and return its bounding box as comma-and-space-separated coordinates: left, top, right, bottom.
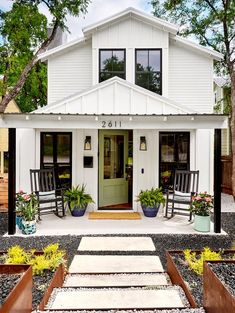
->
1, 8, 227, 221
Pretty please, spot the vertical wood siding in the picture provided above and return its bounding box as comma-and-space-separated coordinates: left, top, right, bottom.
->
168, 40, 214, 113
48, 41, 92, 104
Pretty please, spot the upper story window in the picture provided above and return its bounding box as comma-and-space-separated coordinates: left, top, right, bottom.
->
135, 49, 162, 94
99, 49, 125, 82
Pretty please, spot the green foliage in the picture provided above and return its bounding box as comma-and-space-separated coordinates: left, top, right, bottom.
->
64, 184, 94, 210
137, 187, 165, 208
190, 192, 213, 216
184, 247, 222, 275
16, 191, 38, 221
4, 243, 66, 276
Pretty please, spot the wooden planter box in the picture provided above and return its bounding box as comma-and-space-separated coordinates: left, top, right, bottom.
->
166, 250, 198, 308
37, 263, 66, 310
166, 250, 235, 309
204, 260, 235, 313
0, 264, 32, 313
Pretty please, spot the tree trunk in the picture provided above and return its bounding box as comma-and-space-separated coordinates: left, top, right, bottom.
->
230, 71, 235, 198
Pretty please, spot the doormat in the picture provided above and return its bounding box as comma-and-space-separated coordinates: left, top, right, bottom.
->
88, 212, 141, 220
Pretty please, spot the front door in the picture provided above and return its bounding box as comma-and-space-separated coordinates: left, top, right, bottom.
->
99, 130, 129, 208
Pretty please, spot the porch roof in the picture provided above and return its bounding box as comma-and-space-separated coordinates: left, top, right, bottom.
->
0, 112, 228, 129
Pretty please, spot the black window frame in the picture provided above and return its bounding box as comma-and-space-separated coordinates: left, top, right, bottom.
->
40, 132, 72, 189
159, 132, 190, 190
135, 48, 162, 95
99, 49, 126, 82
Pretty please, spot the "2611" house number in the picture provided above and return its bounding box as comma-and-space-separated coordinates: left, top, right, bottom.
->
101, 121, 122, 128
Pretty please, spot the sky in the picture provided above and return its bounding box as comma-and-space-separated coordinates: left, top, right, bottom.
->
0, 0, 153, 40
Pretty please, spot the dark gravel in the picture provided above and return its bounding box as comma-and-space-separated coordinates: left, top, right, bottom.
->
0, 273, 22, 305
209, 262, 235, 296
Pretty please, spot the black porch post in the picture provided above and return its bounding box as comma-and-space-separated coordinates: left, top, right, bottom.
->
214, 128, 221, 233
8, 128, 16, 235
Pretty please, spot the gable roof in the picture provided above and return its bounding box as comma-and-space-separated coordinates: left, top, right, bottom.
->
82, 7, 179, 35
36, 76, 195, 115
38, 7, 222, 61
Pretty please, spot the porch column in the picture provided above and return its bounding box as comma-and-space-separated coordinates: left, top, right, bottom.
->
8, 128, 16, 235
214, 128, 221, 233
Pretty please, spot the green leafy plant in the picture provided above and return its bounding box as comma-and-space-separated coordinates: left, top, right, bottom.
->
16, 190, 38, 221
64, 184, 94, 210
3, 243, 66, 276
190, 192, 213, 216
183, 247, 222, 275
137, 187, 165, 208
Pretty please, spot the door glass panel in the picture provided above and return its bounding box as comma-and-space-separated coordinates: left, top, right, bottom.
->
103, 135, 124, 179
42, 134, 53, 163
57, 134, 71, 163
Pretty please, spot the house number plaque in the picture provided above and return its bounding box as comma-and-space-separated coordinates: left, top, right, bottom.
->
101, 121, 122, 128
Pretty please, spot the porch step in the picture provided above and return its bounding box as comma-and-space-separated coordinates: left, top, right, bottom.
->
64, 273, 169, 287
47, 287, 186, 310
68, 255, 164, 274
78, 236, 155, 251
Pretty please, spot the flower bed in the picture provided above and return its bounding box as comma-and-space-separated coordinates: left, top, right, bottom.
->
204, 260, 235, 313
166, 250, 235, 307
0, 264, 32, 313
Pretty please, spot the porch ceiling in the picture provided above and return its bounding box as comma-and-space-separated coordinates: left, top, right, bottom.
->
0, 112, 228, 129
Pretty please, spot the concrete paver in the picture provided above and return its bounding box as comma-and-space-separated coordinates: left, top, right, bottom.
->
69, 255, 164, 274
50, 288, 185, 310
78, 236, 155, 251
64, 273, 168, 287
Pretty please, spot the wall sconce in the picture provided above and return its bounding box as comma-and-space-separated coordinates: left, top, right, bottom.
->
139, 136, 147, 151
84, 136, 91, 150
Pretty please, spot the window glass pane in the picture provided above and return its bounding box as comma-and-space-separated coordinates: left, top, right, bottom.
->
104, 135, 124, 179
149, 50, 161, 71
149, 72, 161, 93
42, 134, 53, 163
100, 72, 112, 82
136, 50, 148, 71
100, 51, 112, 70
112, 51, 125, 72
57, 134, 70, 163
136, 73, 149, 90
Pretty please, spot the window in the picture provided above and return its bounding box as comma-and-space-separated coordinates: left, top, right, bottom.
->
135, 49, 162, 94
159, 132, 190, 190
99, 49, 125, 82
41, 132, 72, 189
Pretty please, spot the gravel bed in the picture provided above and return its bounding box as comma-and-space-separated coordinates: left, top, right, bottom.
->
208, 262, 235, 296
0, 273, 22, 305
0, 213, 8, 236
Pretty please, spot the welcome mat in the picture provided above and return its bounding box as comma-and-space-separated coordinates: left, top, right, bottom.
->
88, 212, 141, 220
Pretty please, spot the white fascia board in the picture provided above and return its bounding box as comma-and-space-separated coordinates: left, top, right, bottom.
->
83, 7, 179, 35
170, 35, 223, 61
0, 113, 228, 130
38, 36, 89, 61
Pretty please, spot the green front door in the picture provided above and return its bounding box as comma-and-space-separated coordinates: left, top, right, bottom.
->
99, 130, 129, 208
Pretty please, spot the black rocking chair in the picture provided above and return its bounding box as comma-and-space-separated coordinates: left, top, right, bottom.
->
165, 170, 199, 220
30, 168, 65, 220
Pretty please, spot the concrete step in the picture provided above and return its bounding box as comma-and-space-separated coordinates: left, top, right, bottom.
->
78, 236, 155, 251
68, 255, 164, 274
47, 287, 186, 310
64, 273, 169, 287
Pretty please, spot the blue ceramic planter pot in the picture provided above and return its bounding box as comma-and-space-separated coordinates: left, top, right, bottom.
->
71, 206, 86, 217
142, 204, 160, 217
16, 216, 23, 230
21, 219, 36, 235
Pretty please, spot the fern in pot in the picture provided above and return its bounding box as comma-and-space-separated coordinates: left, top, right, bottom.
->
64, 184, 94, 216
137, 187, 165, 217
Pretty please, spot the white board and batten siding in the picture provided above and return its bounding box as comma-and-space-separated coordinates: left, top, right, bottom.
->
91, 17, 169, 96
168, 39, 214, 113
47, 40, 92, 104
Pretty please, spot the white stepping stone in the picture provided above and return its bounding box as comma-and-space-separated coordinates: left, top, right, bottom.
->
50, 288, 185, 310
78, 237, 155, 251
69, 255, 164, 274
64, 273, 168, 287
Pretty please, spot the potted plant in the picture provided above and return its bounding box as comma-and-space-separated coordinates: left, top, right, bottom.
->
64, 184, 94, 216
137, 187, 165, 217
190, 192, 213, 232
16, 191, 38, 235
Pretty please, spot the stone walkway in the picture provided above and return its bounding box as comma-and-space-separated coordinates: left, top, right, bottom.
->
43, 236, 191, 311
